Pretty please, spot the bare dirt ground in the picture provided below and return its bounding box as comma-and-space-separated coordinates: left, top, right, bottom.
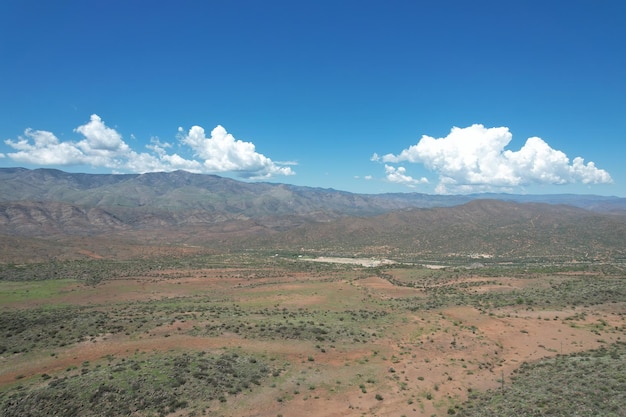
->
1, 266, 624, 417
304, 257, 396, 268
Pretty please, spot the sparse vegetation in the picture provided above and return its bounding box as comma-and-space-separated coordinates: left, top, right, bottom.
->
457, 342, 626, 416
0, 350, 276, 417
0, 258, 624, 416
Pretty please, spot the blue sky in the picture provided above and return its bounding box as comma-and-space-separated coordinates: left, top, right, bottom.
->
1, 0, 624, 195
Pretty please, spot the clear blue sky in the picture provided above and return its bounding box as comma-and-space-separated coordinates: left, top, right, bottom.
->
1, 0, 624, 195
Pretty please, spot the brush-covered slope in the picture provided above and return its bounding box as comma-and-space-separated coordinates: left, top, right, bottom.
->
1, 168, 625, 263
254, 199, 626, 261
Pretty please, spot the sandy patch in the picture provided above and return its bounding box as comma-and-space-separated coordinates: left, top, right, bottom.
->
304, 257, 396, 267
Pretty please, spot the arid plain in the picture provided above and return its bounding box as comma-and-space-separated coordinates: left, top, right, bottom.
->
1, 253, 624, 416
1, 169, 625, 416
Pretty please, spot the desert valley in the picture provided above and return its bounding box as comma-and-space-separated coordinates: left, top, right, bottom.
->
1, 168, 625, 417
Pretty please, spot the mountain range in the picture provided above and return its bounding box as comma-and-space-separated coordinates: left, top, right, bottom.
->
1, 167, 625, 263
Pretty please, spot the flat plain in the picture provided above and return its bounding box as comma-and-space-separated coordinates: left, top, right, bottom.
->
1, 254, 624, 416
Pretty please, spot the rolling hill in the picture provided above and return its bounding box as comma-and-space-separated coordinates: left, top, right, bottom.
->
1, 168, 625, 263
253, 199, 626, 262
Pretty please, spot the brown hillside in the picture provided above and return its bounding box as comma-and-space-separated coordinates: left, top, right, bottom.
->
251, 200, 626, 262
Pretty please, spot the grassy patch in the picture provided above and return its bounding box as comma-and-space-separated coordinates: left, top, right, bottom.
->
0, 279, 76, 304
0, 350, 277, 417
192, 306, 387, 343
457, 342, 626, 416
382, 268, 626, 311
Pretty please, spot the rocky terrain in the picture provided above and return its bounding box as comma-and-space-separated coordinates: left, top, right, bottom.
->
1, 167, 625, 264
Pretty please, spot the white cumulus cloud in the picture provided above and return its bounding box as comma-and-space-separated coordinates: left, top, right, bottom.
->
4, 114, 294, 179
375, 124, 612, 193
6, 128, 88, 166
178, 125, 294, 179
384, 165, 428, 187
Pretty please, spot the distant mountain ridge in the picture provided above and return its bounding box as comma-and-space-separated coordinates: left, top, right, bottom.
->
1, 167, 446, 217
2, 167, 624, 214
1, 168, 625, 263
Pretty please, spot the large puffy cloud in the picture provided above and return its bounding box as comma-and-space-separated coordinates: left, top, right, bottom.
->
4, 114, 294, 178
6, 128, 88, 166
75, 114, 127, 152
178, 125, 294, 179
374, 124, 612, 193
